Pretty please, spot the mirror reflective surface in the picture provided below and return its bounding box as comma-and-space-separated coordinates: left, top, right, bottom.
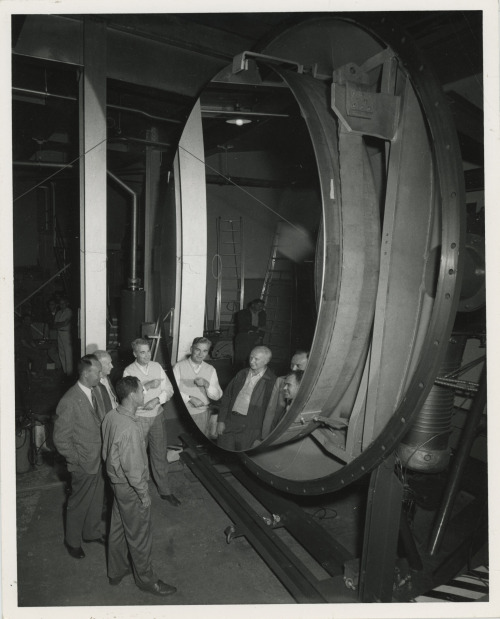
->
173, 69, 322, 447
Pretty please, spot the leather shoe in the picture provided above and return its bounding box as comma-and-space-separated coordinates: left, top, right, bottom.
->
160, 493, 181, 506
137, 579, 177, 596
65, 543, 85, 559
83, 535, 107, 546
109, 567, 132, 586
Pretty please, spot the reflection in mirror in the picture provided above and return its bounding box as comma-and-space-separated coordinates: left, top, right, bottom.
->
180, 67, 322, 449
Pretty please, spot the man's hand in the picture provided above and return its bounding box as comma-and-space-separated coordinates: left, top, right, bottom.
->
194, 377, 209, 389
140, 492, 151, 508
144, 378, 161, 390
216, 421, 226, 436
189, 396, 205, 408
143, 397, 160, 410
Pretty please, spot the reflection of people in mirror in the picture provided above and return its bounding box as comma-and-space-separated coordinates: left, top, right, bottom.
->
233, 299, 266, 372
261, 350, 309, 438
172, 337, 223, 436
217, 346, 276, 451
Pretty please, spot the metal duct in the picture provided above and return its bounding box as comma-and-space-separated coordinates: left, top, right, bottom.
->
397, 335, 468, 472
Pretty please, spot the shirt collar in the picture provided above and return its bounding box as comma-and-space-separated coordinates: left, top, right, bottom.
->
78, 381, 92, 399
188, 358, 203, 371
135, 360, 149, 373
249, 367, 266, 380
116, 404, 137, 419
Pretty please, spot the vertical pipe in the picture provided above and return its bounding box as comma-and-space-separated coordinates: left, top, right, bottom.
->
428, 365, 487, 555
239, 216, 245, 310
106, 170, 139, 289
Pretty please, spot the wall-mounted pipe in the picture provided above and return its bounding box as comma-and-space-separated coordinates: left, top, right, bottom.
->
13, 161, 75, 169
106, 169, 139, 290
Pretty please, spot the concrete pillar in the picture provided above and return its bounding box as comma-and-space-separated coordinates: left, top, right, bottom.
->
79, 17, 107, 353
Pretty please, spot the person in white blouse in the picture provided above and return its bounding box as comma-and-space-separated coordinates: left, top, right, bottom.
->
123, 338, 179, 506
173, 337, 223, 436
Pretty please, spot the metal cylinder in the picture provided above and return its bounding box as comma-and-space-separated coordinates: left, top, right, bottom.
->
397, 335, 468, 472
120, 289, 146, 350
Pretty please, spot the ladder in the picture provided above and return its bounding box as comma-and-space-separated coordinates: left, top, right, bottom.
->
214, 217, 245, 333
261, 222, 294, 368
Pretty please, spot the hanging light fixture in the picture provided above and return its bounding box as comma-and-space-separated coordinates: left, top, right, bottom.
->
226, 118, 252, 126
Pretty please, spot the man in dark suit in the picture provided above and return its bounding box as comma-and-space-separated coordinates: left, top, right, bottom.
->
233, 299, 267, 372
216, 346, 276, 451
53, 354, 107, 559
94, 349, 118, 414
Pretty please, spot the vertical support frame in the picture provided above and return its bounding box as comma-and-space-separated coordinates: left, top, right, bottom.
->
174, 100, 207, 361
359, 453, 403, 602
79, 17, 107, 353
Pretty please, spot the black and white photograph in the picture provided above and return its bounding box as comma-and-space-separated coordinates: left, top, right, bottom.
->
1, 1, 498, 618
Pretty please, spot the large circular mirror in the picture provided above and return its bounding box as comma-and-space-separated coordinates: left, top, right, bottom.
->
169, 15, 464, 495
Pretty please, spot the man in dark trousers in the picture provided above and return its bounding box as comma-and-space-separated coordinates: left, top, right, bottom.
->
101, 376, 177, 597
216, 346, 276, 451
233, 299, 267, 372
53, 354, 106, 559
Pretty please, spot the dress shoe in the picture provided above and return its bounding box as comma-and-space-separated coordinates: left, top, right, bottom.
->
160, 493, 181, 506
137, 579, 177, 596
83, 535, 107, 546
65, 543, 85, 559
109, 567, 132, 586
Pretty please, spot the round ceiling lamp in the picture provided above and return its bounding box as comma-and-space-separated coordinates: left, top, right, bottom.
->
226, 118, 252, 126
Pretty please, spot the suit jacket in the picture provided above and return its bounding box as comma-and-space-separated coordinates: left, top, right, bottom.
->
218, 367, 276, 434
53, 383, 104, 475
97, 381, 114, 416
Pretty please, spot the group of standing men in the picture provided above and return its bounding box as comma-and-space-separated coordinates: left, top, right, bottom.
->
53, 339, 180, 597
52, 321, 309, 597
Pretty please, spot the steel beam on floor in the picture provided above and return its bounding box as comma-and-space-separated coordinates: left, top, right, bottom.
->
228, 463, 354, 577
180, 434, 356, 603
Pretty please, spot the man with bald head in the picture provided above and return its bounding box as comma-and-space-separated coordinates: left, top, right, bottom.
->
216, 346, 276, 451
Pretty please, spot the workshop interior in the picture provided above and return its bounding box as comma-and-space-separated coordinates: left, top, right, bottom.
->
10, 11, 488, 608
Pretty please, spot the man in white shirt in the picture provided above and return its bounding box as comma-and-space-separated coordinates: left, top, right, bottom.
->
54, 296, 73, 376
123, 338, 180, 506
173, 337, 223, 436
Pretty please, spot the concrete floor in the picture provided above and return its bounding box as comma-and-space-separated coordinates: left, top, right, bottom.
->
12, 368, 489, 615
16, 454, 300, 607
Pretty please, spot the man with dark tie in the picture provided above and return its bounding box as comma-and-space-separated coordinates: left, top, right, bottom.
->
94, 349, 118, 414
53, 354, 107, 559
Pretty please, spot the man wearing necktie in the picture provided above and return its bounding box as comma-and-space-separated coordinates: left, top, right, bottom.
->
53, 354, 107, 559
94, 349, 118, 415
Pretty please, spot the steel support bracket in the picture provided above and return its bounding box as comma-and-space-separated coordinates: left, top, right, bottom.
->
232, 50, 305, 75
331, 69, 401, 141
